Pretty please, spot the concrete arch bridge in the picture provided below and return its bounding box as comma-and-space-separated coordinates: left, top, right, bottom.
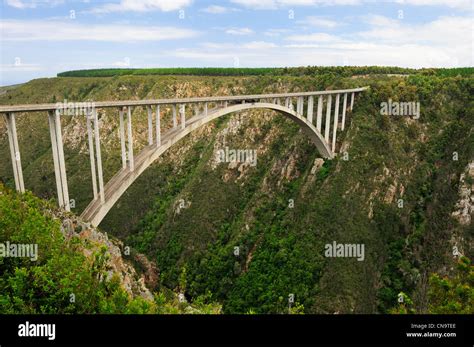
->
0, 87, 367, 226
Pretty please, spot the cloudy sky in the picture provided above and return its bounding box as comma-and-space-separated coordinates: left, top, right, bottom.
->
0, 0, 472, 85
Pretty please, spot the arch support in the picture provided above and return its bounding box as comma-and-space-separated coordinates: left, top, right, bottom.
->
81, 102, 333, 226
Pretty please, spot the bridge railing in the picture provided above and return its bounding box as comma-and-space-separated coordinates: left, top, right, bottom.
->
1, 87, 368, 216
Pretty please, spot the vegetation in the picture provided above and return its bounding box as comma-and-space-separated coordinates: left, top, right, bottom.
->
58, 67, 281, 78
57, 66, 473, 79
0, 183, 221, 314
390, 256, 473, 314
1, 66, 472, 314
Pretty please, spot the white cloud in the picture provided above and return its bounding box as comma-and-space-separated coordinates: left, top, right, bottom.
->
6, 0, 36, 8
0, 63, 42, 72
358, 15, 470, 46
5, 0, 63, 9
230, 0, 361, 9
166, 14, 471, 68
285, 32, 342, 42
0, 20, 199, 42
298, 16, 341, 28
242, 41, 278, 49
200, 5, 239, 13
264, 28, 291, 37
91, 0, 193, 13
230, 0, 471, 9
225, 27, 254, 35
393, 0, 471, 10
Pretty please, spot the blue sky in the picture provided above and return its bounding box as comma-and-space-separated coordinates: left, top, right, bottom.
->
0, 0, 472, 85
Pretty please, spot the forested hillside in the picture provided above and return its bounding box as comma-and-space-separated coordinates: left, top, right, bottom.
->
0, 68, 472, 314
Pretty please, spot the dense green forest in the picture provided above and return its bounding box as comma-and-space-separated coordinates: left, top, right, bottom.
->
1, 66, 473, 314
58, 66, 474, 77
57, 66, 473, 78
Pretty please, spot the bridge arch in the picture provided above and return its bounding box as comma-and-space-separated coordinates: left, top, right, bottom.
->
1, 87, 367, 226
81, 102, 332, 226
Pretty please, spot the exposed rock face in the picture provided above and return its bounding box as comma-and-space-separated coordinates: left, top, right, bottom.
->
134, 253, 159, 290
452, 161, 474, 225
58, 213, 154, 301
310, 158, 325, 175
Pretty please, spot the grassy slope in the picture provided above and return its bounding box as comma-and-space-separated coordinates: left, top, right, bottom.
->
0, 72, 472, 314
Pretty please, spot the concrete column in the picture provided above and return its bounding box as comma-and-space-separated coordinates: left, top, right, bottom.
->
180, 104, 186, 130
242, 100, 246, 104
316, 95, 323, 132
297, 96, 303, 115
224, 101, 228, 108
5, 114, 20, 192
341, 93, 348, 131
48, 110, 69, 210
350, 92, 355, 111
5, 113, 25, 193
147, 105, 153, 145
156, 105, 161, 147
93, 109, 105, 204
54, 110, 70, 210
276, 98, 281, 105
325, 94, 332, 143
332, 94, 340, 152
127, 106, 134, 171
194, 104, 199, 117
204, 103, 208, 116
86, 111, 98, 200
285, 97, 290, 108
119, 108, 126, 169
307, 96, 314, 124
172, 104, 177, 128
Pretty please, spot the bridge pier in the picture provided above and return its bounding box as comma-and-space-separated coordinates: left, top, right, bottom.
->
350, 92, 355, 111
180, 104, 186, 130
297, 96, 304, 115
172, 104, 177, 128
86, 111, 98, 200
92, 109, 105, 203
341, 93, 348, 131
5, 112, 25, 193
147, 105, 153, 145
332, 94, 340, 152
325, 94, 332, 143
156, 105, 161, 147
307, 96, 314, 124
119, 108, 127, 169
127, 106, 134, 171
316, 95, 323, 132
47, 110, 70, 210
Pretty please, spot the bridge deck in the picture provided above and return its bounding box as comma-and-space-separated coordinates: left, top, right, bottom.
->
0, 87, 368, 113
